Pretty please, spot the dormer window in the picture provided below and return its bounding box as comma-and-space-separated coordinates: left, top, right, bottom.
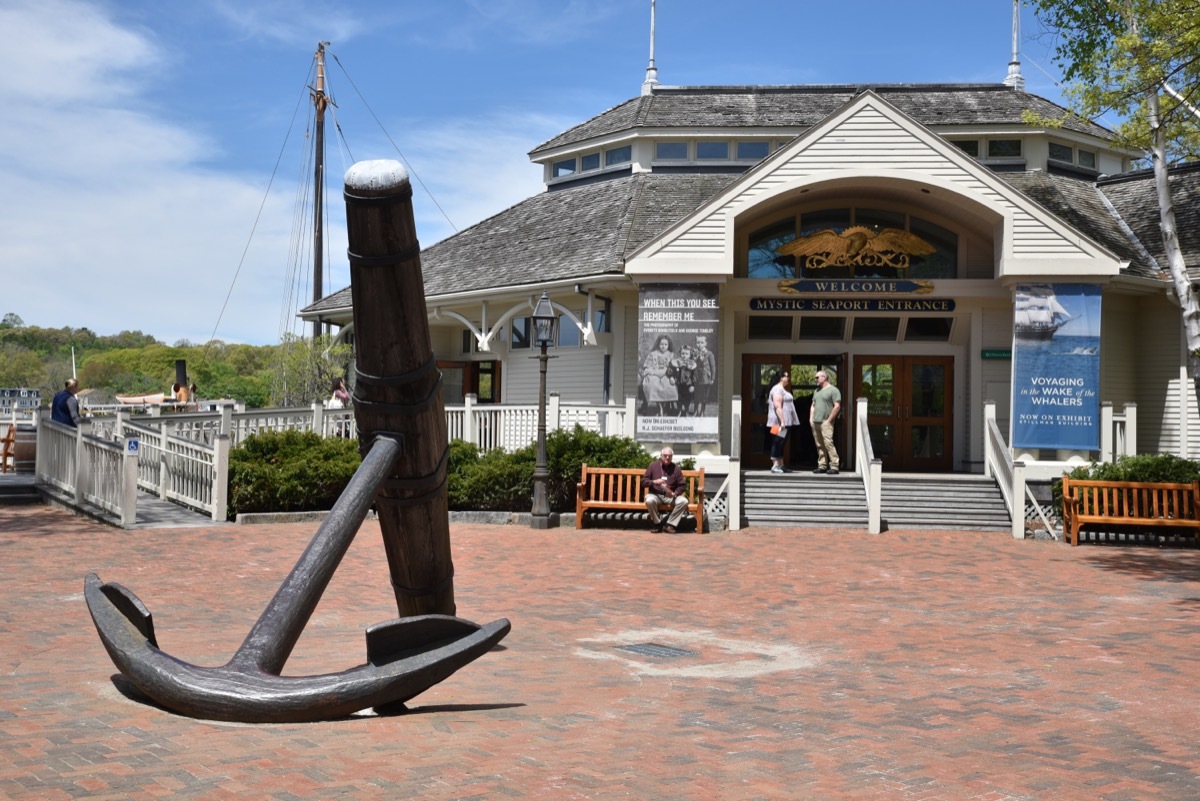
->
552, 158, 577, 178
656, 141, 688, 160
951, 140, 980, 157
737, 141, 770, 160
605, 145, 632, 166
581, 153, 600, 171
1048, 142, 1073, 163
987, 139, 1022, 158
697, 141, 729, 160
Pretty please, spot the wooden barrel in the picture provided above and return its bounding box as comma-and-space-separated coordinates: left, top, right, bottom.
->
13, 425, 36, 474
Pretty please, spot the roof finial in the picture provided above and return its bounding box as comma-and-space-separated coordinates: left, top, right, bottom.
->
1003, 0, 1025, 91
641, 0, 659, 96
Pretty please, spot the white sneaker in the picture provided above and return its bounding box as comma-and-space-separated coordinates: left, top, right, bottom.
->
770, 465, 784, 474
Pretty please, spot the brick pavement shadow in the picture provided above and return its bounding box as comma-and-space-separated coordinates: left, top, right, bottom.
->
1082, 550, 1200, 585
376, 702, 526, 718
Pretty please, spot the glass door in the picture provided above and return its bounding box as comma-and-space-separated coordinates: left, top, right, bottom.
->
741, 356, 843, 470
854, 356, 952, 471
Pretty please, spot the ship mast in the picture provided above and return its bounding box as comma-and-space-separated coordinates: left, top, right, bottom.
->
311, 41, 330, 339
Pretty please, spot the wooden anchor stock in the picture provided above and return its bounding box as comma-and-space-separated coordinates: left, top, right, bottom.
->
85, 160, 510, 722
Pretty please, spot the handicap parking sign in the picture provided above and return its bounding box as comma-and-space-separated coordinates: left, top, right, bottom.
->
127, 439, 139, 454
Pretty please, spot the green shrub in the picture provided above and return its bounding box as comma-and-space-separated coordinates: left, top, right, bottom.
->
228, 430, 362, 517
1051, 453, 1200, 515
447, 425, 652, 513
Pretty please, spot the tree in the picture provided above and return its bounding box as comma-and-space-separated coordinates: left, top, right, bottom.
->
0, 313, 23, 329
269, 334, 352, 408
1031, 0, 1200, 406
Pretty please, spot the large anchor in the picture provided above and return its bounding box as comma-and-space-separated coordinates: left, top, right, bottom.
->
85, 160, 511, 723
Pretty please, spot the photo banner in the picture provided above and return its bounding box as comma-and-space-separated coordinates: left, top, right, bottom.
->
636, 283, 720, 443
1012, 284, 1101, 450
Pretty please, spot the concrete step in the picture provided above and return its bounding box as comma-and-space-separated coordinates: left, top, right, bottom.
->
880, 475, 1011, 531
0, 476, 41, 506
740, 471, 1013, 531
743, 472, 868, 528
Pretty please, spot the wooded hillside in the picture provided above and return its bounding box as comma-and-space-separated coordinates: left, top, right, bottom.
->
0, 314, 350, 409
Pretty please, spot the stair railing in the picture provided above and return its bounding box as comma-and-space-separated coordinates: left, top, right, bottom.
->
855, 397, 882, 534
983, 400, 1028, 540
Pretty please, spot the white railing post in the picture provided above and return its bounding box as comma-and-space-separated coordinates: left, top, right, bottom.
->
1100, 401, 1113, 462
983, 400, 996, 479
463, 393, 476, 445
74, 421, 90, 504
212, 433, 230, 522
1123, 402, 1137, 456
121, 435, 139, 527
33, 411, 43, 479
158, 423, 170, 499
729, 394, 741, 530
548, 392, 561, 431
220, 404, 233, 437
624, 396, 637, 438
1011, 459, 1026, 540
115, 410, 127, 439
312, 401, 324, 436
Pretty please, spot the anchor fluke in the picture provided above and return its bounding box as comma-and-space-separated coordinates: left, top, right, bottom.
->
85, 573, 510, 723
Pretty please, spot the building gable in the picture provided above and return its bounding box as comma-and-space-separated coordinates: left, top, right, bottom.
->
626, 91, 1123, 279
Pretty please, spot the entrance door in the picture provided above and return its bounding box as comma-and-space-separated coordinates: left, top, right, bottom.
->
854, 356, 952, 471
741, 355, 843, 470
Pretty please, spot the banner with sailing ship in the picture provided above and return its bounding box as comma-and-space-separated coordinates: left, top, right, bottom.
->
636, 284, 720, 443
1012, 284, 1101, 450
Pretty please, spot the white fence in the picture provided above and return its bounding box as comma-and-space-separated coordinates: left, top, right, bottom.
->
855, 398, 883, 535
33, 393, 646, 525
36, 418, 138, 527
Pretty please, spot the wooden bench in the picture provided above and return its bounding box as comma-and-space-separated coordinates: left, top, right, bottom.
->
576, 464, 705, 532
1, 425, 14, 474
1061, 475, 1200, 546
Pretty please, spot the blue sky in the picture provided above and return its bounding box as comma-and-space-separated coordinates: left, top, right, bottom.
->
1, 0, 1079, 346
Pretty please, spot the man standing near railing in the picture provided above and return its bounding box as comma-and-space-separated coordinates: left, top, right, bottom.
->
51, 379, 82, 428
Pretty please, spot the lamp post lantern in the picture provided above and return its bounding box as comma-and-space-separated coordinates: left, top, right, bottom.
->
530, 291, 558, 530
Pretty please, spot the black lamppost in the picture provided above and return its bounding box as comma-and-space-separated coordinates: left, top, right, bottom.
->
530, 291, 558, 530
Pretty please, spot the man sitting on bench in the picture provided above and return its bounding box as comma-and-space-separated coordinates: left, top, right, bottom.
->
642, 447, 688, 534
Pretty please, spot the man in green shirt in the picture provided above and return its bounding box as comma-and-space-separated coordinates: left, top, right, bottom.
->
809, 370, 841, 474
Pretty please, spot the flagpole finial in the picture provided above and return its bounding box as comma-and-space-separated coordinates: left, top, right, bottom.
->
1003, 0, 1025, 91
641, 0, 659, 96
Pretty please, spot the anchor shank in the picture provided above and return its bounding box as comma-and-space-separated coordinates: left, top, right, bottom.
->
345, 161, 457, 618
228, 436, 401, 674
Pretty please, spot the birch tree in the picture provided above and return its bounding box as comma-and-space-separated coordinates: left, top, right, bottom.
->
1030, 0, 1200, 400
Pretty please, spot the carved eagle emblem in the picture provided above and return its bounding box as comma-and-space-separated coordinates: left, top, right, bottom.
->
775, 226, 936, 269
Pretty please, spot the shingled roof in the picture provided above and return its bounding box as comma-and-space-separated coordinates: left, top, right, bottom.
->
303, 172, 738, 315
998, 171, 1160, 277
530, 84, 1114, 155
1098, 162, 1200, 280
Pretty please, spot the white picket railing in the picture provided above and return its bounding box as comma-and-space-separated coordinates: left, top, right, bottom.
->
855, 397, 883, 535
37, 394, 644, 525
36, 418, 138, 527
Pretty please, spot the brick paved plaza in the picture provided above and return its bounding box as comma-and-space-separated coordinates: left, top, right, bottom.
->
2, 504, 1199, 800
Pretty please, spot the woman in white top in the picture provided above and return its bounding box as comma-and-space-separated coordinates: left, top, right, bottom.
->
767, 371, 800, 473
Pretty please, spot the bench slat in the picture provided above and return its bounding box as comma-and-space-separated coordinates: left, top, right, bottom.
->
1062, 476, 1200, 545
